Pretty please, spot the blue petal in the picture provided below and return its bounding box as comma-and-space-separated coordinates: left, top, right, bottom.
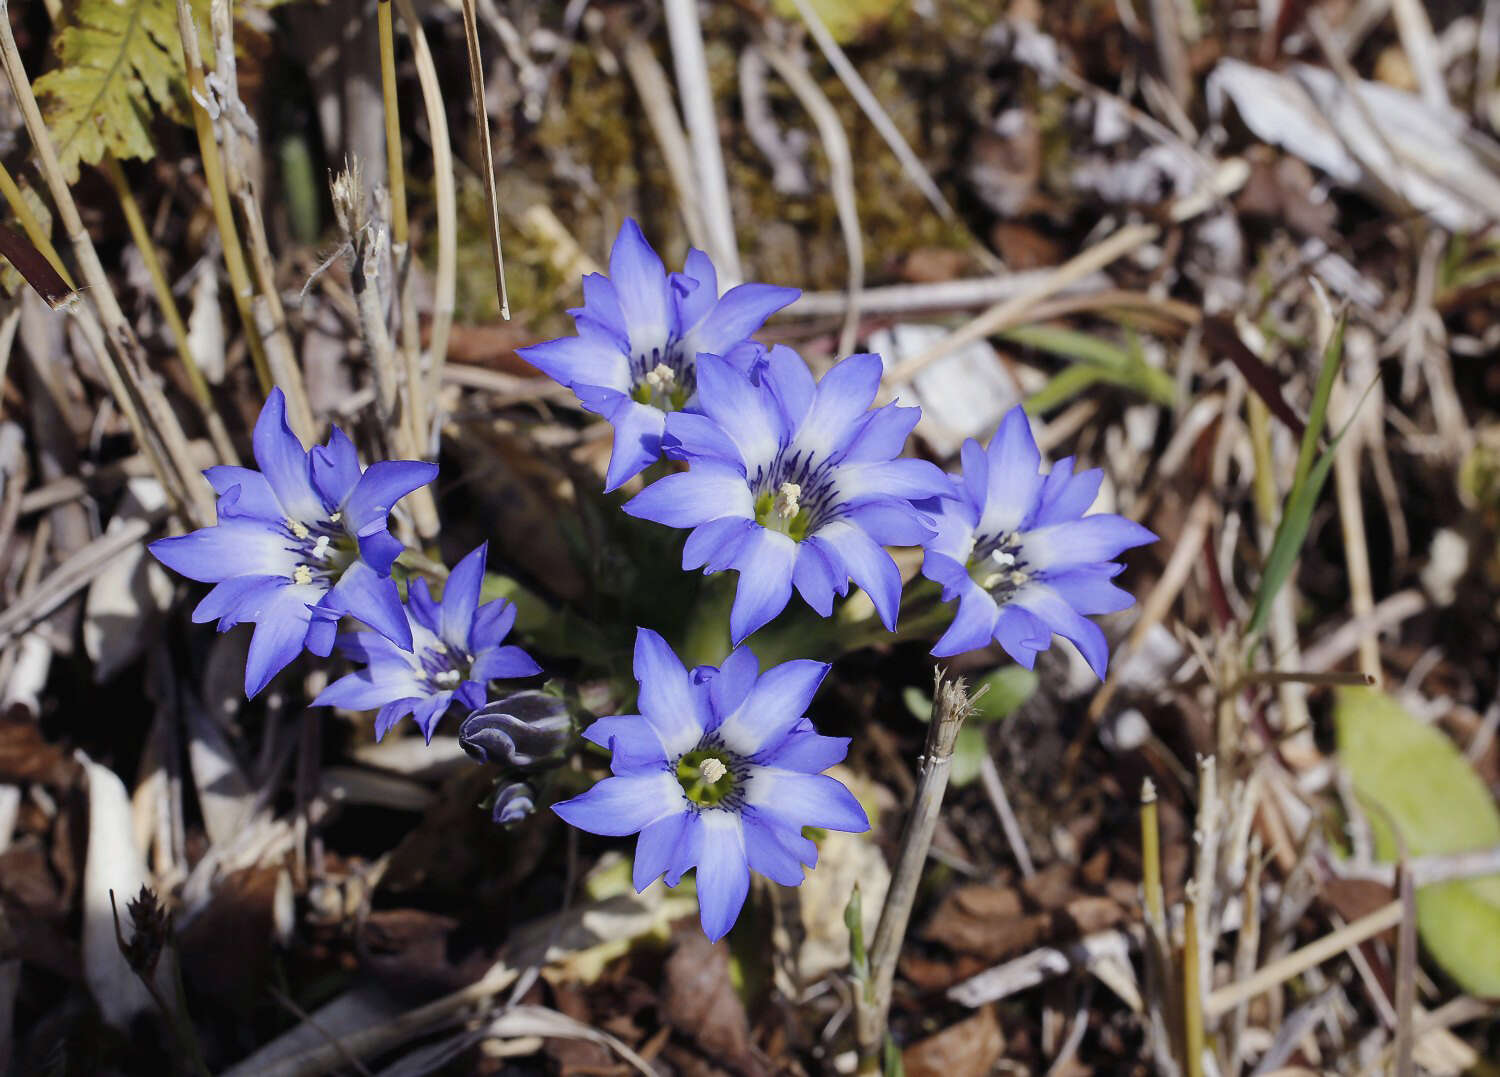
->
1013, 582, 1112, 679
758, 729, 850, 773
625, 463, 754, 530
744, 767, 869, 834
582, 715, 670, 768
840, 402, 921, 465
412, 692, 454, 742
375, 698, 421, 740
662, 411, 744, 465
192, 575, 286, 627
342, 460, 439, 537
440, 543, 487, 649
516, 334, 630, 393
407, 577, 441, 633
682, 247, 719, 301
811, 520, 903, 631
204, 467, 282, 522
715, 658, 829, 758
633, 628, 710, 756
683, 516, 756, 572
356, 530, 406, 577
576, 272, 628, 345
694, 811, 750, 941
305, 607, 340, 657
794, 353, 883, 460
930, 581, 1000, 658
791, 541, 841, 617
552, 770, 685, 836
604, 400, 668, 492
833, 457, 952, 505
313, 669, 424, 711
252, 388, 325, 521
688, 283, 799, 358
758, 345, 816, 431
707, 645, 760, 724
310, 427, 362, 508
150, 521, 295, 583
1045, 565, 1135, 615
1022, 515, 1158, 573
244, 587, 315, 697
992, 605, 1051, 669
978, 406, 1044, 537
470, 645, 541, 682
324, 562, 413, 651
958, 438, 989, 514
728, 528, 797, 643
843, 502, 937, 547
633, 809, 692, 892
470, 598, 518, 649
609, 219, 673, 353
741, 814, 807, 886
694, 356, 785, 469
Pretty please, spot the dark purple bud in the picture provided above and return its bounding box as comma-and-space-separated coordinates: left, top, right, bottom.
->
459, 691, 572, 768
492, 781, 536, 825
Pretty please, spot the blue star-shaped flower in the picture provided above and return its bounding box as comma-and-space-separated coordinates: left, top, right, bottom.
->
553, 628, 868, 941
314, 543, 542, 741
517, 219, 799, 491
624, 346, 952, 642
149, 389, 437, 697
920, 406, 1157, 674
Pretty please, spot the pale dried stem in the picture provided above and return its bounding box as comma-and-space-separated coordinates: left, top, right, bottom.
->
885, 223, 1161, 389
977, 753, 1034, 879
0, 5, 212, 525
457, 0, 510, 320
208, 0, 315, 442
620, 35, 711, 252
1394, 864, 1416, 1077
376, 0, 428, 468
757, 42, 863, 357
173, 0, 272, 396
1332, 378, 1381, 681
392, 0, 456, 406
1227, 834, 1263, 1073
1204, 900, 1403, 1018
855, 671, 985, 1066
1182, 887, 1206, 1077
662, 0, 742, 285
1140, 780, 1180, 1077
102, 156, 240, 464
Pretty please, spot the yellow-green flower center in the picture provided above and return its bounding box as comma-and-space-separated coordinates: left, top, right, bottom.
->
754, 481, 812, 541
676, 747, 736, 806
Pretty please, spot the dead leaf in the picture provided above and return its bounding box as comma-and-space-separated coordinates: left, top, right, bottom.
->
923, 883, 1048, 961
902, 1006, 1005, 1077
663, 931, 762, 1076
83, 478, 172, 681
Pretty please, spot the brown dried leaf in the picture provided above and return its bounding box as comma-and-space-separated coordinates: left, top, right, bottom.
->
662, 931, 763, 1076
902, 1006, 1006, 1077
922, 883, 1048, 961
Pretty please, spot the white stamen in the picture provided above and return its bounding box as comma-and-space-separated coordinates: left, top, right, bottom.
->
292, 565, 314, 585
773, 481, 802, 520
644, 363, 676, 392
311, 535, 332, 559
288, 519, 310, 540
329, 511, 342, 523
990, 548, 1016, 568
699, 757, 728, 784
433, 669, 461, 688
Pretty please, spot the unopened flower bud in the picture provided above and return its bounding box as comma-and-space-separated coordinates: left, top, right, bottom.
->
459, 691, 572, 768
492, 781, 536, 825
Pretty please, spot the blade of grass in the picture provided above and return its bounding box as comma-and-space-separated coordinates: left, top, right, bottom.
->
1005, 324, 1176, 408
1246, 314, 1359, 639
457, 0, 510, 320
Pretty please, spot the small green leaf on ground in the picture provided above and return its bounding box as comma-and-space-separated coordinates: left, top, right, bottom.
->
1335, 686, 1500, 995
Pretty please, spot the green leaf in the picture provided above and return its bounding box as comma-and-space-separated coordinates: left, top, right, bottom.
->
1245, 315, 1349, 639
1335, 686, 1500, 995
1007, 324, 1176, 411
970, 665, 1038, 722
950, 725, 986, 788
844, 885, 869, 986
33, 0, 205, 181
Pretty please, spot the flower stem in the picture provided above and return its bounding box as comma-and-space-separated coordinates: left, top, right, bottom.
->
854, 670, 987, 1067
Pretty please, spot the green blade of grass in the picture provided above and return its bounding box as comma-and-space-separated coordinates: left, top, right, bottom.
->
1246, 313, 1350, 640
1004, 324, 1176, 409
